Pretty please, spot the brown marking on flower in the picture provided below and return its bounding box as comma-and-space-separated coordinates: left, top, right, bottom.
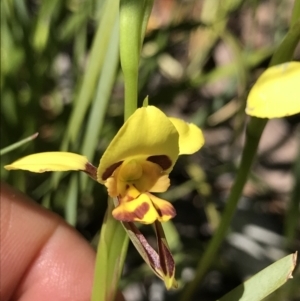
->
102, 161, 123, 180
113, 202, 150, 222
155, 204, 176, 219
160, 240, 175, 277
84, 162, 98, 180
147, 155, 172, 170
155, 221, 177, 284
123, 222, 161, 273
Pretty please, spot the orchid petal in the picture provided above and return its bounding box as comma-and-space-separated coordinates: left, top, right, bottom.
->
149, 174, 170, 193
97, 106, 180, 183
246, 62, 300, 118
122, 221, 178, 289
104, 177, 118, 197
112, 193, 160, 224
168, 117, 205, 155
4, 152, 91, 173
155, 221, 178, 289
124, 160, 169, 193
148, 193, 176, 222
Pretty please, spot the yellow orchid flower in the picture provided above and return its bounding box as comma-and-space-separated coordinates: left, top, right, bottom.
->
5, 105, 204, 289
5, 106, 204, 225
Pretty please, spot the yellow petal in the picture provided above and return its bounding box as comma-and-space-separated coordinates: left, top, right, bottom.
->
246, 62, 300, 118
149, 174, 170, 193
104, 177, 118, 197
128, 160, 166, 193
118, 159, 143, 182
4, 152, 89, 173
148, 193, 176, 222
168, 117, 205, 155
98, 106, 180, 183
112, 193, 160, 224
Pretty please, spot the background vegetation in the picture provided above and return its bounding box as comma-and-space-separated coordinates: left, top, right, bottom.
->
1, 0, 299, 300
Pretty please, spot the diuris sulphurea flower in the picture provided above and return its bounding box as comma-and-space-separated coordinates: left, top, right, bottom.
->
5, 105, 204, 289
6, 106, 204, 224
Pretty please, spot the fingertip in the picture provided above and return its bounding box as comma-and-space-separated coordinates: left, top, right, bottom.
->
0, 182, 94, 301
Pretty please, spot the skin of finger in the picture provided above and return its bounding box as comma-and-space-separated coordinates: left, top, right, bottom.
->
0, 182, 124, 301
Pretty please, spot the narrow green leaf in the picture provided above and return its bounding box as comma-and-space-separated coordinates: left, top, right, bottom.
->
58, 9, 89, 41
66, 0, 119, 143
0, 133, 38, 156
74, 20, 87, 67
190, 47, 273, 87
91, 212, 109, 301
218, 253, 297, 301
33, 0, 61, 52
161, 221, 182, 252
65, 173, 78, 226
270, 20, 300, 66
285, 130, 300, 244
91, 199, 128, 301
105, 199, 129, 301
140, 0, 155, 46
80, 15, 119, 189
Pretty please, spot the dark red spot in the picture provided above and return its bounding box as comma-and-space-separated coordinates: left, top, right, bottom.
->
102, 161, 123, 180
147, 155, 172, 170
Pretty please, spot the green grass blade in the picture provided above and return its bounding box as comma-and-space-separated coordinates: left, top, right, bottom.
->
271, 1, 300, 66
190, 47, 273, 87
66, 0, 119, 143
80, 16, 119, 167
270, 20, 300, 66
140, 0, 154, 46
218, 253, 297, 301
80, 16, 119, 190
91, 199, 128, 301
285, 130, 300, 245
33, 0, 61, 52
0, 133, 38, 156
65, 173, 78, 226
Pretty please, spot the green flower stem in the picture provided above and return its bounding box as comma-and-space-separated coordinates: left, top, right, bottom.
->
91, 2, 156, 301
291, 0, 300, 26
120, 0, 153, 120
120, 0, 143, 120
270, 0, 300, 66
180, 117, 267, 301
269, 19, 300, 66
